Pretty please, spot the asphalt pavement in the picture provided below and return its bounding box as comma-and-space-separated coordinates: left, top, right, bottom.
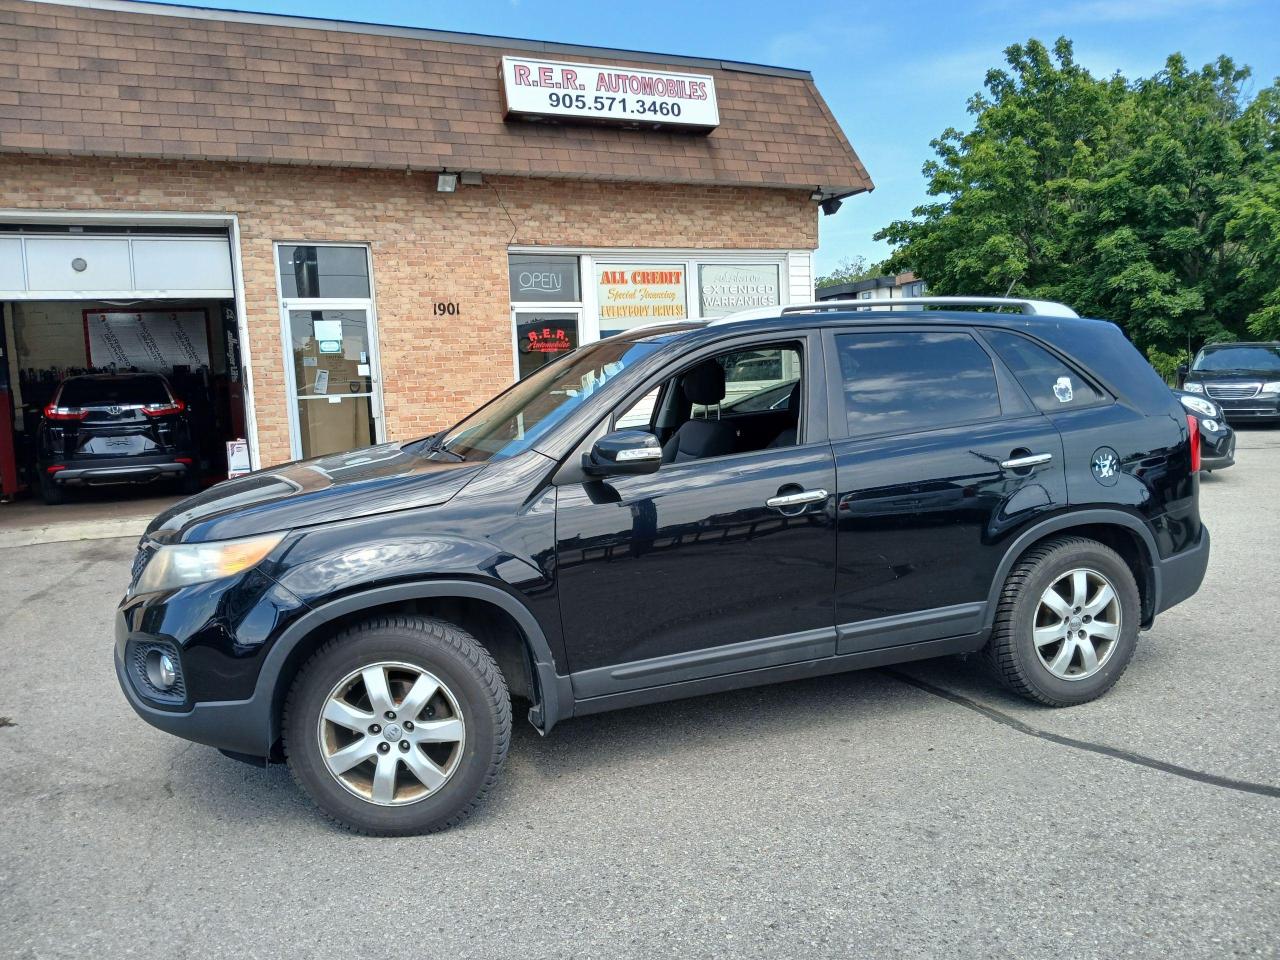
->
2, 429, 1278, 959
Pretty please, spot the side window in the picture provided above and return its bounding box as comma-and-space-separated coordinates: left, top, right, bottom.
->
615, 387, 661, 429
837, 331, 1001, 438
981, 329, 1105, 411
692, 346, 801, 417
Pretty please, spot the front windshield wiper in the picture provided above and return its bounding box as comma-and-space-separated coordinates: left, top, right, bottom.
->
406, 431, 466, 462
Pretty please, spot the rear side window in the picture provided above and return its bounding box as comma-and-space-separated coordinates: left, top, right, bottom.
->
981, 329, 1105, 411
58, 377, 170, 407
836, 331, 1001, 438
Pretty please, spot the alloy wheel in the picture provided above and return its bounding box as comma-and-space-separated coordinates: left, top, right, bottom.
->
316, 661, 465, 806
1032, 568, 1122, 681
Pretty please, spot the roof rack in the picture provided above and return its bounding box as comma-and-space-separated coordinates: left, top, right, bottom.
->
707, 295, 1079, 325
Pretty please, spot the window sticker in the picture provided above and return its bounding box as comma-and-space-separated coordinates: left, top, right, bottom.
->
1053, 376, 1074, 403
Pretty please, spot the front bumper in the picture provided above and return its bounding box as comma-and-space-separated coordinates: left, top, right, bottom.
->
114, 565, 309, 759
114, 640, 274, 756
50, 453, 190, 486
1201, 429, 1236, 471
1213, 396, 1280, 422
1153, 526, 1210, 616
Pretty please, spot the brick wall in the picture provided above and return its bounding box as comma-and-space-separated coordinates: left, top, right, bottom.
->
0, 153, 817, 465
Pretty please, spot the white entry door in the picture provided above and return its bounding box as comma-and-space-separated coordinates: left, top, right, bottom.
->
282, 302, 383, 459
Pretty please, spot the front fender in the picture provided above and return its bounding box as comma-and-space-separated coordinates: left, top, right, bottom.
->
259, 579, 573, 743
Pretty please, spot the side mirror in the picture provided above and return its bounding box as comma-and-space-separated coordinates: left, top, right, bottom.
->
1176, 363, 1189, 387
583, 430, 662, 477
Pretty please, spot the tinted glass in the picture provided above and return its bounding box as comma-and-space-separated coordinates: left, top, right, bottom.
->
278, 245, 370, 299
837, 331, 1000, 438
1192, 344, 1280, 373
440, 338, 661, 462
508, 255, 580, 303
59, 376, 170, 406
982, 329, 1105, 411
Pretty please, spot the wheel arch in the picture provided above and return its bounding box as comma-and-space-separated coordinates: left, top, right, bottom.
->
259, 581, 571, 758
984, 510, 1160, 631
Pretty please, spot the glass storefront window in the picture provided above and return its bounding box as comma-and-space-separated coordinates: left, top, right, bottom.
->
595, 263, 687, 337
514, 310, 579, 379
697, 263, 780, 318
278, 245, 371, 299
509, 254, 580, 303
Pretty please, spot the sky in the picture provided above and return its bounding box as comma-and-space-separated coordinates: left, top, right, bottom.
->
156, 0, 1280, 277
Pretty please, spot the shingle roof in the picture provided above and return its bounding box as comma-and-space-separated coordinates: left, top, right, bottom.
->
0, 0, 873, 194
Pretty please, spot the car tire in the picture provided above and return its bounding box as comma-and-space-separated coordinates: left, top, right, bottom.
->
983, 536, 1141, 707
283, 615, 510, 835
39, 472, 65, 505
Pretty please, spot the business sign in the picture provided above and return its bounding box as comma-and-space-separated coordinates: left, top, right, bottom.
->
508, 254, 580, 303
515, 311, 578, 379
226, 438, 251, 478
698, 264, 782, 318
501, 56, 719, 131
596, 264, 688, 334
85, 310, 209, 371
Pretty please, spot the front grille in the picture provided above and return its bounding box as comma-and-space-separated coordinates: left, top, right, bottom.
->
1205, 382, 1261, 400
130, 540, 157, 588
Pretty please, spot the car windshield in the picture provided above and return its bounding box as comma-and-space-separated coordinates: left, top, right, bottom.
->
433, 338, 663, 461
58, 376, 171, 406
1192, 344, 1280, 373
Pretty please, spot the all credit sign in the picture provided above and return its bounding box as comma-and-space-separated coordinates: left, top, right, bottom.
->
501, 56, 720, 131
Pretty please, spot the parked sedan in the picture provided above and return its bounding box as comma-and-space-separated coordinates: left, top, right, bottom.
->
37, 373, 198, 504
1179, 342, 1280, 423
1175, 389, 1235, 472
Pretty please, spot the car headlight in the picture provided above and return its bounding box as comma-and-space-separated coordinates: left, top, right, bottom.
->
1183, 382, 1204, 394
1179, 394, 1219, 418
1261, 381, 1280, 394
133, 532, 286, 594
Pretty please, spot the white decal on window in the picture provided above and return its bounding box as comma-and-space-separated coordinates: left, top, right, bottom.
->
1053, 376, 1074, 403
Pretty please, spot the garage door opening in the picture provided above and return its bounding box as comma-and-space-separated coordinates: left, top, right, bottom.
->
0, 224, 251, 521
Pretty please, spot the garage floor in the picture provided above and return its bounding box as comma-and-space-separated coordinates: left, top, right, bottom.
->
0, 488, 181, 547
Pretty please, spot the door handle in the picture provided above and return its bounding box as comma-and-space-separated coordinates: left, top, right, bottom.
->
766, 488, 828, 509
1000, 452, 1053, 469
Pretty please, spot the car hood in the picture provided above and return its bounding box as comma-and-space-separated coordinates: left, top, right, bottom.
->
145, 443, 486, 543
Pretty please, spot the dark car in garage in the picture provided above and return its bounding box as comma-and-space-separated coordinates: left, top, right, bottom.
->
37, 373, 198, 503
1179, 342, 1280, 423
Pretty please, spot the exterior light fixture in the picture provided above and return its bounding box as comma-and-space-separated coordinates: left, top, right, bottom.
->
437, 172, 458, 193
820, 197, 843, 216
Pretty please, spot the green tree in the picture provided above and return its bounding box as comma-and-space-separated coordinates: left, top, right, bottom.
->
815, 254, 883, 289
877, 38, 1280, 359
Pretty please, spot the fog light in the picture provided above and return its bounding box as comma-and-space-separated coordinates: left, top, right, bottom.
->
1202, 419, 1219, 432
146, 649, 178, 690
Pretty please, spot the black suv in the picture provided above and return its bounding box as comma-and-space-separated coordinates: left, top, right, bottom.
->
116, 299, 1210, 835
1179, 341, 1280, 422
38, 373, 198, 504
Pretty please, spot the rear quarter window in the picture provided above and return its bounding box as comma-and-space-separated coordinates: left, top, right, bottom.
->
980, 329, 1106, 411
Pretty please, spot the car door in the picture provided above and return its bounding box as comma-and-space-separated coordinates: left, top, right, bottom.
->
554, 331, 838, 700
824, 326, 1068, 653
